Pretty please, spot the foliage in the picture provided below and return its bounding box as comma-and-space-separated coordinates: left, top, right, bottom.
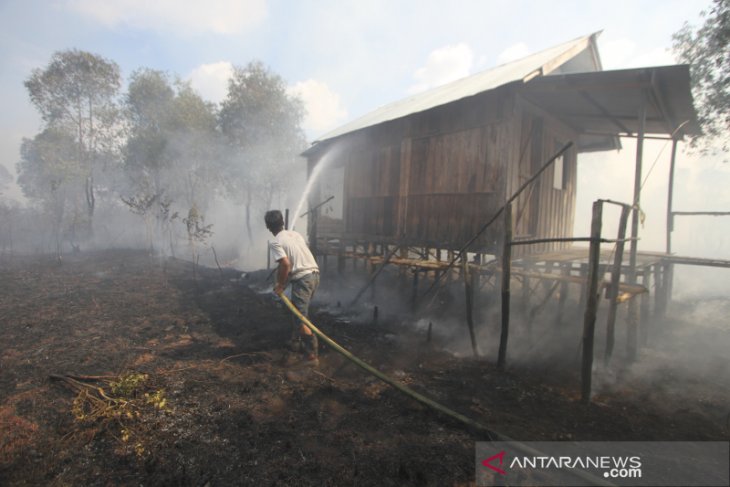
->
16, 128, 88, 251
17, 128, 81, 199
68, 372, 170, 459
0, 165, 11, 198
672, 0, 730, 152
219, 61, 307, 242
122, 69, 219, 253
24, 49, 122, 225
18, 50, 307, 257
183, 204, 213, 245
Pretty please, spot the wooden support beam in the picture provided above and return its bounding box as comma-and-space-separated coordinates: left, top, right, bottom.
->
604, 204, 630, 365
555, 263, 570, 326
498, 203, 512, 370
581, 200, 603, 404
640, 268, 651, 346
462, 254, 479, 357
521, 261, 532, 310
412, 268, 420, 313
627, 94, 646, 363
337, 242, 345, 275
672, 211, 730, 217
653, 262, 663, 318
347, 244, 400, 309
578, 263, 588, 311
579, 89, 634, 135
663, 138, 678, 315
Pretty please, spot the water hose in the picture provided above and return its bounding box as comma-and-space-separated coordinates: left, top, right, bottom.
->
277, 292, 616, 487
278, 292, 497, 437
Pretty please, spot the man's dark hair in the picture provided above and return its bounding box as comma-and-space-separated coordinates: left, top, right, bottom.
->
264, 210, 284, 232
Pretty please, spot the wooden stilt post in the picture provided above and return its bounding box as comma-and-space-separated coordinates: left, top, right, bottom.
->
582, 200, 603, 404
640, 268, 651, 346
472, 253, 481, 323
578, 263, 589, 311
446, 250, 454, 285
498, 203, 512, 370
412, 268, 420, 313
462, 255, 479, 357
653, 263, 662, 317
605, 204, 630, 364
370, 258, 377, 302
627, 95, 647, 363
664, 139, 678, 314
521, 264, 531, 311
337, 241, 345, 275
663, 260, 673, 316
556, 263, 570, 326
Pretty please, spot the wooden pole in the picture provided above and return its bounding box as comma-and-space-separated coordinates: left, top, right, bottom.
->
663, 138, 679, 314
653, 263, 663, 319
581, 200, 603, 404
666, 139, 678, 255
498, 203, 512, 370
412, 268, 420, 313
627, 96, 646, 363
462, 255, 479, 357
578, 263, 588, 311
640, 268, 651, 346
555, 263, 570, 326
604, 204, 630, 364
347, 244, 400, 308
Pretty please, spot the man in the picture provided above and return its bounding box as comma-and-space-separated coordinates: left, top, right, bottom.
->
264, 210, 320, 365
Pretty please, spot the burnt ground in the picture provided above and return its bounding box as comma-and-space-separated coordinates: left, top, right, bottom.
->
0, 249, 728, 486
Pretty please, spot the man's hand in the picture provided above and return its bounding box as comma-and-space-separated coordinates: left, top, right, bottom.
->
274, 282, 285, 295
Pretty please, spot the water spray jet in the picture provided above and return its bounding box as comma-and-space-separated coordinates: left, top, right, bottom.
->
290, 145, 342, 232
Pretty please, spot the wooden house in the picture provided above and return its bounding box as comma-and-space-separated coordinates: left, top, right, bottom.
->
301, 33, 699, 260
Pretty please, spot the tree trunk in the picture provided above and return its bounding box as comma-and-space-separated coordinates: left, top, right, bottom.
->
245, 186, 254, 245
85, 175, 95, 237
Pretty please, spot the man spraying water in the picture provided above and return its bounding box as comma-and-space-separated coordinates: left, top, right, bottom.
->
264, 210, 320, 366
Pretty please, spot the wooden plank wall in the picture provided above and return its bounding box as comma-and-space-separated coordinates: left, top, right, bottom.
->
512, 104, 578, 256
404, 123, 506, 248
309, 86, 579, 257
344, 142, 401, 237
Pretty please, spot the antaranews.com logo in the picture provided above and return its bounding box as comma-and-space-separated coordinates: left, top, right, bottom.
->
475, 441, 729, 487
482, 450, 642, 479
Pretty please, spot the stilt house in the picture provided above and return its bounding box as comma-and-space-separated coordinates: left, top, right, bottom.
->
302, 33, 699, 259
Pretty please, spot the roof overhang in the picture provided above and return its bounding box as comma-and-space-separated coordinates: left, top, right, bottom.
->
520, 65, 700, 152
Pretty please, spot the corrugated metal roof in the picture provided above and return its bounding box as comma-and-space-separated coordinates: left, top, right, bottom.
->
520, 65, 701, 138
309, 32, 601, 146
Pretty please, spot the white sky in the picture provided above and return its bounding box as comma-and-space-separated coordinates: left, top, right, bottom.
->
0, 0, 727, 279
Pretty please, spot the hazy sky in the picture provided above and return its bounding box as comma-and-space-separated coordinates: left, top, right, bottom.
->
1, 0, 727, 269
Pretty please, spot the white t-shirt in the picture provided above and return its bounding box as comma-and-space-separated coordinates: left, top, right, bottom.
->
269, 230, 319, 281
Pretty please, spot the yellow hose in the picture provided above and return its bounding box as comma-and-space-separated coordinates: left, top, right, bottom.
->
277, 292, 617, 487
278, 292, 497, 437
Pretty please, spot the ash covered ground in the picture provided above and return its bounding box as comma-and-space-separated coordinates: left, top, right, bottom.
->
1, 249, 728, 486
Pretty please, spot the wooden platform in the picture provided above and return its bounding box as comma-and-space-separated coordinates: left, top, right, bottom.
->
663, 254, 730, 269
